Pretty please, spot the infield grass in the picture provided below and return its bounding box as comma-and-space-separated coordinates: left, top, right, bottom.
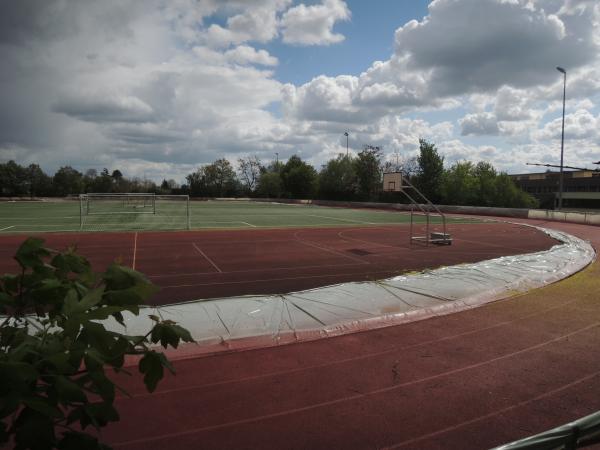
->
0, 199, 481, 233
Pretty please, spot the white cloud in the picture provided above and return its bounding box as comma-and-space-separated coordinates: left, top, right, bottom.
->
224, 45, 278, 66
535, 109, 599, 141
460, 113, 500, 136
2, 0, 600, 181
201, 0, 292, 47
281, 0, 350, 45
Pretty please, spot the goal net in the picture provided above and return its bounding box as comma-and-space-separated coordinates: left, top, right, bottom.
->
79, 193, 190, 231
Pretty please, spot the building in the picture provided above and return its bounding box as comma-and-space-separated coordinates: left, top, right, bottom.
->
510, 170, 600, 209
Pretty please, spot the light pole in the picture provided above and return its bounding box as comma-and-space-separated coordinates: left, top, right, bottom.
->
344, 131, 349, 157
556, 66, 566, 210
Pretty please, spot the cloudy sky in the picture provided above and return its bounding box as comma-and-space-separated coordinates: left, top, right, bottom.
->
1, 0, 599, 182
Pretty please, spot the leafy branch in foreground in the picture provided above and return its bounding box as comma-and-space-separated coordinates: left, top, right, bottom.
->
0, 237, 194, 450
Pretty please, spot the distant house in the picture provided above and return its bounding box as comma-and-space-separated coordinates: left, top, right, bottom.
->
510, 170, 600, 209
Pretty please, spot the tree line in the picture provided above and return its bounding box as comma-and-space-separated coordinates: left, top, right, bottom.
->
0, 139, 537, 208
184, 139, 537, 208
0, 163, 178, 197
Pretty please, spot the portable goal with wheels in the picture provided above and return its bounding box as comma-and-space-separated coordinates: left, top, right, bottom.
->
79, 193, 191, 231
382, 172, 452, 246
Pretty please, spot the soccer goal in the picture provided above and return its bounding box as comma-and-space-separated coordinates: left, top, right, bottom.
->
382, 172, 452, 246
79, 193, 191, 231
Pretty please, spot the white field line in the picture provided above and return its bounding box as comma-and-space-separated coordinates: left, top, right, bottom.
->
0, 216, 81, 220
192, 243, 223, 273
0, 225, 15, 232
240, 221, 257, 227
7, 229, 80, 233
305, 214, 374, 224
132, 232, 138, 270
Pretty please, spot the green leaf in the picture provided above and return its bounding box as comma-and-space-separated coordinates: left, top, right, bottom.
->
138, 351, 172, 392
151, 322, 194, 349
43, 352, 75, 374
55, 375, 88, 404
14, 237, 51, 269
84, 349, 105, 372
78, 286, 105, 311
0, 361, 38, 392
82, 322, 114, 355
84, 306, 125, 322
15, 408, 56, 450
89, 371, 115, 403
82, 402, 120, 429
22, 397, 64, 419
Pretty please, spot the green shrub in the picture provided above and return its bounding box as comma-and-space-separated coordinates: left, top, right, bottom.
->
0, 237, 193, 449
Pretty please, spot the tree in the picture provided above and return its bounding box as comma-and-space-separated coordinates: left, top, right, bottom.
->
237, 156, 262, 195
354, 145, 383, 200
0, 238, 193, 449
185, 159, 238, 197
494, 173, 538, 208
256, 171, 283, 198
52, 166, 83, 196
0, 161, 28, 196
473, 161, 497, 206
25, 164, 52, 197
413, 139, 444, 203
280, 155, 317, 199
203, 159, 238, 197
383, 155, 419, 178
441, 161, 477, 205
87, 169, 113, 193
185, 170, 205, 197
318, 154, 357, 200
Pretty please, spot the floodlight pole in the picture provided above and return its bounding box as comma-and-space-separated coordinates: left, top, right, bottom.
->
344, 131, 349, 157
557, 66, 567, 210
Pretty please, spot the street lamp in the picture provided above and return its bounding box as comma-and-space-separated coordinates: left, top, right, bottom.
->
343, 131, 349, 157
556, 66, 566, 210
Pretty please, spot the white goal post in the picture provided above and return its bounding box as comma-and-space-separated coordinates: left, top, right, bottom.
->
79, 193, 191, 231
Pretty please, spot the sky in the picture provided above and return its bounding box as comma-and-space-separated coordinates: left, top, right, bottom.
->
1, 0, 599, 183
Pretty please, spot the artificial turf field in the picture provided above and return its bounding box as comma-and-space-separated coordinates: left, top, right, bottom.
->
0, 199, 479, 233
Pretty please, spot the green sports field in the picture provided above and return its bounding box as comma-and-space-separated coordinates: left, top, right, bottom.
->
0, 199, 479, 233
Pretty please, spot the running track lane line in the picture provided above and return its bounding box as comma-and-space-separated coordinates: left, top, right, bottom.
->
159, 269, 395, 289
385, 371, 600, 449
132, 232, 138, 270
192, 243, 223, 273
112, 322, 600, 447
120, 293, 587, 398
147, 261, 365, 279
0, 225, 15, 232
293, 231, 370, 265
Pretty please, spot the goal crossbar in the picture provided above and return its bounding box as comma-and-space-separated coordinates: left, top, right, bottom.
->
79, 193, 191, 231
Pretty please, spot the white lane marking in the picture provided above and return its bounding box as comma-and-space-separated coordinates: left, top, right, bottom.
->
132, 232, 138, 270
0, 225, 15, 232
241, 222, 257, 227
293, 231, 370, 265
192, 243, 223, 273
305, 214, 373, 224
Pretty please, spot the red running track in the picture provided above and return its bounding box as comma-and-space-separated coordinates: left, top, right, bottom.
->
0, 222, 557, 305
97, 219, 600, 450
